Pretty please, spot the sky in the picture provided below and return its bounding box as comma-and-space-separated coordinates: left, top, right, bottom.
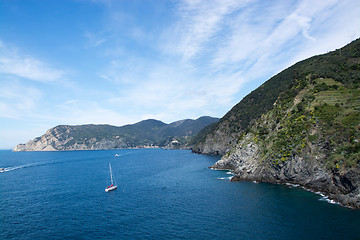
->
1, 0, 360, 149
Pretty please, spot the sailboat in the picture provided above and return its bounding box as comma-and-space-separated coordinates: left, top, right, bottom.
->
105, 163, 117, 192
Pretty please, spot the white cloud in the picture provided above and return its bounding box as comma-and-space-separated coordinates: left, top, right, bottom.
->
0, 41, 65, 82
169, 0, 251, 63
84, 31, 107, 48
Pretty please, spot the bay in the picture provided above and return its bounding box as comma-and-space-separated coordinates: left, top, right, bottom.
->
0, 149, 359, 239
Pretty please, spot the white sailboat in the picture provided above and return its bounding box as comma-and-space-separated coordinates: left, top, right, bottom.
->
105, 163, 117, 192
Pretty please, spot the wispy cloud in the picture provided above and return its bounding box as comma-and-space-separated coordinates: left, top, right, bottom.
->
174, 0, 341, 71
0, 41, 65, 82
84, 31, 107, 48
168, 0, 251, 63
0, 79, 43, 119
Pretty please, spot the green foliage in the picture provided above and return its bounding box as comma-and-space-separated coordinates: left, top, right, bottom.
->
188, 122, 218, 145
257, 126, 269, 140
342, 112, 360, 127
314, 82, 339, 92
264, 106, 313, 163
327, 143, 360, 169
308, 134, 318, 143
315, 104, 340, 123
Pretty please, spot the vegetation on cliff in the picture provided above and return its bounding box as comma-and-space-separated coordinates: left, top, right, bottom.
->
245, 75, 359, 170
277, 38, 359, 171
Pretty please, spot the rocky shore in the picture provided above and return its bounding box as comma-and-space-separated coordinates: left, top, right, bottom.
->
210, 136, 360, 209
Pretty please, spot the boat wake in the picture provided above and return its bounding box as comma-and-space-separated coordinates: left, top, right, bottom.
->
1, 159, 69, 173
114, 152, 134, 157
1, 163, 36, 172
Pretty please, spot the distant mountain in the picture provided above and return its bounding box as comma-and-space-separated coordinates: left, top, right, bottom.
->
13, 116, 219, 151
191, 38, 360, 209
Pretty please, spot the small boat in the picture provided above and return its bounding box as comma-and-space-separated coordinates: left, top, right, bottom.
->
105, 163, 117, 192
115, 154, 120, 157
0, 168, 4, 173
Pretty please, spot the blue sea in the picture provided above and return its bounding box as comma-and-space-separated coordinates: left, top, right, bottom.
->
1, 149, 360, 240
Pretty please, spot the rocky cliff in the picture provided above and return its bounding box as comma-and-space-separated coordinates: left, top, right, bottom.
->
14, 116, 219, 151
13, 125, 128, 151
193, 38, 360, 208
211, 134, 360, 209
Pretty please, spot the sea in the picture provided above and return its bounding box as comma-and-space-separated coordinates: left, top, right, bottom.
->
1, 149, 360, 240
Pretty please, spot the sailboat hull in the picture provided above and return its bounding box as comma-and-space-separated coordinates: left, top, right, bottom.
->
105, 185, 117, 192
106, 163, 117, 192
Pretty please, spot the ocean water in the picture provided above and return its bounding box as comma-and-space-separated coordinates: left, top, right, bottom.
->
1, 149, 360, 240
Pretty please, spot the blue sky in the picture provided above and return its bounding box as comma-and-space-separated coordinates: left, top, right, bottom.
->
1, 0, 360, 149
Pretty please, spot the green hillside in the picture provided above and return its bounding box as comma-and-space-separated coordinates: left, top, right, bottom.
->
192, 38, 360, 159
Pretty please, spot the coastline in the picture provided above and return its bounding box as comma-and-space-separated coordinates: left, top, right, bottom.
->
228, 172, 359, 209
211, 166, 347, 207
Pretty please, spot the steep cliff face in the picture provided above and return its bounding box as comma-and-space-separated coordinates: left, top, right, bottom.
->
196, 38, 360, 208
13, 126, 127, 151
191, 126, 234, 155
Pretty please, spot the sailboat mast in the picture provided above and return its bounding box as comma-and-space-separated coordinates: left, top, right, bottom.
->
109, 163, 113, 185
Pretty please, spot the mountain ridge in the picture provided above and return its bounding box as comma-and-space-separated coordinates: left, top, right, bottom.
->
13, 116, 219, 151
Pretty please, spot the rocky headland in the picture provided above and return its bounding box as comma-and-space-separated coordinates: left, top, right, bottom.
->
192, 38, 360, 209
